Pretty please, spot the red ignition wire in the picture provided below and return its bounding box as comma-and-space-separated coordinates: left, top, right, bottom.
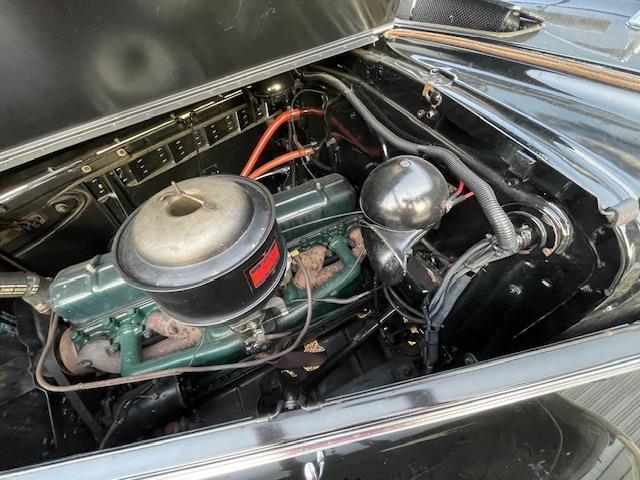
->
240, 107, 323, 177
248, 147, 317, 180
454, 180, 465, 197
452, 190, 475, 207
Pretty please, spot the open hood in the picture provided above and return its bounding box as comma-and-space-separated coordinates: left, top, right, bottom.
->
0, 0, 396, 173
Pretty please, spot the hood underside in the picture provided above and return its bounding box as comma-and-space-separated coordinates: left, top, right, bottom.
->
0, 0, 397, 173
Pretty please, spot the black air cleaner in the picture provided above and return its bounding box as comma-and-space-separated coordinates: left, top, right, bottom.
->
113, 176, 286, 326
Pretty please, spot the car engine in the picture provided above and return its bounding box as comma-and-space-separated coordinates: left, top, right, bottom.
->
0, 50, 627, 461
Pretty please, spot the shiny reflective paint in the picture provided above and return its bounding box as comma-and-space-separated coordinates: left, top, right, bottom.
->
514, 0, 640, 71
2, 2, 640, 478
0, 0, 397, 171
239, 396, 640, 480
7, 321, 640, 479
381, 37, 640, 336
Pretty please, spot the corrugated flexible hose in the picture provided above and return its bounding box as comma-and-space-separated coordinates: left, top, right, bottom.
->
301, 72, 519, 253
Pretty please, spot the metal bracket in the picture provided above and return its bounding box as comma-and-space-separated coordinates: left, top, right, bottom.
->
604, 197, 640, 227
419, 68, 452, 119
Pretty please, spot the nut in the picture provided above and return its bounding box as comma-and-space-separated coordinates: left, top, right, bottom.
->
508, 284, 523, 295
81, 165, 92, 174
54, 203, 69, 213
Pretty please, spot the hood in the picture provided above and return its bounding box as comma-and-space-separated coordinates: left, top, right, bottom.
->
0, 0, 397, 173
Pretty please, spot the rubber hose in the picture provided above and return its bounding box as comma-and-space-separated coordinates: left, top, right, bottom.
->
383, 288, 424, 324
302, 72, 518, 253
429, 238, 492, 313
248, 147, 316, 179
387, 287, 423, 317
417, 145, 518, 252
430, 274, 472, 328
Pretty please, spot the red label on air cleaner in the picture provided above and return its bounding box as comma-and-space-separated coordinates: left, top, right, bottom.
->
248, 240, 280, 289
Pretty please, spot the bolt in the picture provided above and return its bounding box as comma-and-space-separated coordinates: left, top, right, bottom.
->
506, 177, 520, 187
34, 303, 49, 314
81, 165, 92, 174
85, 263, 96, 273
416, 109, 427, 119
116, 148, 127, 157
101, 318, 113, 328
508, 284, 523, 295
542, 247, 554, 257
463, 353, 478, 365
54, 203, 69, 213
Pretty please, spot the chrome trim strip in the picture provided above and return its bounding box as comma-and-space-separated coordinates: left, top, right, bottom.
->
148, 356, 640, 480
0, 25, 390, 174
6, 322, 640, 479
629, 10, 640, 29
393, 19, 543, 39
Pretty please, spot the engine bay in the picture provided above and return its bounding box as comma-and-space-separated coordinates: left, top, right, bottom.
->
0, 47, 628, 467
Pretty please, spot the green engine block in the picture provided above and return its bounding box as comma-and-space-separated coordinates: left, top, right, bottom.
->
50, 174, 361, 377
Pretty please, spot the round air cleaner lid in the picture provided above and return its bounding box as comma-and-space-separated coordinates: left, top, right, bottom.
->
113, 175, 276, 292
132, 178, 252, 268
